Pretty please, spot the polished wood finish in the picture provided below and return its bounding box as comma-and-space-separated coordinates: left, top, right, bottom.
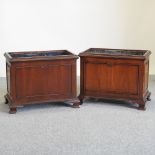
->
78, 48, 151, 110
4, 50, 80, 113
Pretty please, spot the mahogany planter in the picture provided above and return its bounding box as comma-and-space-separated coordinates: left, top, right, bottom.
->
4, 50, 80, 113
78, 48, 151, 110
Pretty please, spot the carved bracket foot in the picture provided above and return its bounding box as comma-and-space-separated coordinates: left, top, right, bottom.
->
4, 95, 9, 104
9, 107, 17, 114
78, 95, 84, 105
146, 92, 151, 101
67, 98, 80, 108
138, 104, 146, 111
72, 102, 80, 108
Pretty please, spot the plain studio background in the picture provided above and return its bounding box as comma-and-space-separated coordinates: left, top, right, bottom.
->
0, 0, 155, 76
0, 1, 155, 155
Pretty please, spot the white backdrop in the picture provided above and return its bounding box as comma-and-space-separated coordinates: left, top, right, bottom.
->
0, 0, 155, 76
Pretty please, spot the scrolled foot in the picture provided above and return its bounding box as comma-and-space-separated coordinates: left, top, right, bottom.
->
78, 95, 84, 105
5, 99, 9, 104
146, 92, 151, 101
4, 95, 9, 104
138, 104, 146, 111
147, 97, 151, 101
79, 99, 83, 105
72, 102, 80, 108
9, 107, 17, 114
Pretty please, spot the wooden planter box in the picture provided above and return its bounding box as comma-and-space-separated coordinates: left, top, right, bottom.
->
4, 50, 80, 113
78, 48, 151, 110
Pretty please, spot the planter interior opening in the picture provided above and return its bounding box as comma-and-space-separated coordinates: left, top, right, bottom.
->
87, 49, 146, 56
9, 51, 72, 58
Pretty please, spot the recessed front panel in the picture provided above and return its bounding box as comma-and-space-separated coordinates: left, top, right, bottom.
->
15, 64, 72, 101
85, 63, 111, 92
84, 60, 139, 96
111, 64, 139, 95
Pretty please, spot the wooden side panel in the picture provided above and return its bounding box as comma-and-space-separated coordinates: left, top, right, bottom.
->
85, 63, 111, 92
15, 64, 72, 101
111, 64, 139, 95
85, 63, 100, 91
71, 63, 77, 97
143, 61, 149, 94
6, 63, 11, 95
